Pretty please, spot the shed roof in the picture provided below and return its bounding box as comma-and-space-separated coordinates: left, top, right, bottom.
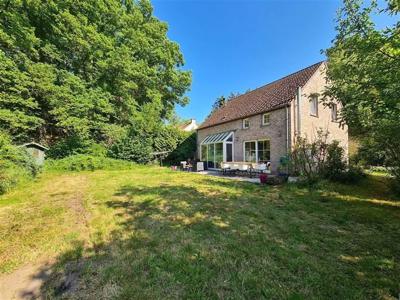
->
20, 142, 49, 151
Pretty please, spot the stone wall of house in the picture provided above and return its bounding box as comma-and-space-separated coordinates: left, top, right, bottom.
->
294, 63, 349, 157
197, 107, 290, 172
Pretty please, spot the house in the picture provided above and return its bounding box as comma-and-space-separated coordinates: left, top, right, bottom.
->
179, 119, 199, 132
196, 61, 348, 172
20, 142, 48, 165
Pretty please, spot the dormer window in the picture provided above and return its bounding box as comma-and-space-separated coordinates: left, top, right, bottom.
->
310, 96, 318, 117
243, 118, 250, 129
262, 113, 270, 126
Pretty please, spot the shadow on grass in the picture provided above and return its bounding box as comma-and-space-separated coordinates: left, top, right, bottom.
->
20, 176, 400, 299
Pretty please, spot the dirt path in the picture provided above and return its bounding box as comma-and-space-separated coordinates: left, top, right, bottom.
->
0, 174, 90, 300
0, 260, 54, 300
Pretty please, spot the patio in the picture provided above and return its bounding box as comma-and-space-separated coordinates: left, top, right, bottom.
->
195, 170, 262, 183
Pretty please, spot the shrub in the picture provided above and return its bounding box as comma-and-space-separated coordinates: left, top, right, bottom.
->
290, 130, 363, 185
323, 141, 346, 180
108, 136, 153, 164
45, 154, 135, 171
47, 135, 107, 159
0, 131, 41, 194
0, 160, 31, 194
165, 132, 196, 165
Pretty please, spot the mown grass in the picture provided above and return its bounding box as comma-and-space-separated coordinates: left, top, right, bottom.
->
0, 167, 399, 299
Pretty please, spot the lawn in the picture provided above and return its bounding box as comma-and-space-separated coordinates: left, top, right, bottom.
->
0, 166, 399, 299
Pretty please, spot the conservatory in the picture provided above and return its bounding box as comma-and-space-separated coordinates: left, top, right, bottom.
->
200, 131, 234, 169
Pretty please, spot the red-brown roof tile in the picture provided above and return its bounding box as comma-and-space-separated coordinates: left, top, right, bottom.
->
198, 61, 324, 129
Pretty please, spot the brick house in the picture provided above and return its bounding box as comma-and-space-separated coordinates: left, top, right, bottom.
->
196, 61, 348, 172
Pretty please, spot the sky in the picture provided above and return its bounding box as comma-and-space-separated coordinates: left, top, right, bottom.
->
151, 0, 389, 123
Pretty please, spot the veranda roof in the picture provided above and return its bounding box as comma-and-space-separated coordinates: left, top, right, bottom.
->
201, 131, 233, 144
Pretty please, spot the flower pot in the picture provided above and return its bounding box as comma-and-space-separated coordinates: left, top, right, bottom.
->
259, 173, 268, 184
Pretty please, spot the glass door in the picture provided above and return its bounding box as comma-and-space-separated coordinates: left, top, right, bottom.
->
207, 144, 215, 168
214, 143, 223, 168
225, 143, 233, 162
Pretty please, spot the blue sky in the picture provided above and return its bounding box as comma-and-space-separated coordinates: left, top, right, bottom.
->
151, 0, 374, 123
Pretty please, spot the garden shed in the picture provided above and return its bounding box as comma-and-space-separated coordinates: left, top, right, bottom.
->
21, 142, 48, 165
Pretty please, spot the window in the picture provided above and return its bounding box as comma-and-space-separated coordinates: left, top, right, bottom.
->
244, 141, 256, 162
243, 118, 250, 129
244, 140, 270, 163
262, 113, 270, 126
201, 144, 207, 161
331, 103, 338, 122
200, 131, 234, 168
226, 144, 233, 162
310, 96, 318, 117
257, 140, 270, 162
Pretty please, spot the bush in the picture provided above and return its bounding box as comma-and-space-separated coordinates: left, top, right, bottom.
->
45, 154, 135, 171
290, 130, 363, 185
352, 136, 386, 167
323, 141, 346, 180
108, 136, 153, 164
47, 135, 107, 159
165, 132, 196, 165
0, 131, 41, 194
0, 161, 31, 194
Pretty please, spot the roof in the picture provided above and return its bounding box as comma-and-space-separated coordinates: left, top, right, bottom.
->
178, 119, 194, 130
20, 142, 49, 151
198, 61, 324, 129
201, 131, 233, 144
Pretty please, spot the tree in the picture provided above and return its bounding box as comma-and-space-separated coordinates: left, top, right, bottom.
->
0, 0, 191, 144
324, 0, 400, 189
211, 96, 226, 112
209, 90, 247, 115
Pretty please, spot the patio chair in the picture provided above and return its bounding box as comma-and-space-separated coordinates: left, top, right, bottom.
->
237, 164, 249, 177
221, 163, 236, 176
249, 163, 267, 178
180, 161, 189, 171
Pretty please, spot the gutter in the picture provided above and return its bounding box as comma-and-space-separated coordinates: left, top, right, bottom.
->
286, 106, 289, 153
296, 86, 301, 135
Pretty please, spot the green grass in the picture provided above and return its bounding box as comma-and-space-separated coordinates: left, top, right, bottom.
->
0, 166, 399, 299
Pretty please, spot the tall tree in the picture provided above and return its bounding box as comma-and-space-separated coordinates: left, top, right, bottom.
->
324, 0, 400, 187
211, 96, 226, 112
0, 0, 191, 143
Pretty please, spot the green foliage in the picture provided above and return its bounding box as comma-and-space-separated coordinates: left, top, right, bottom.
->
323, 141, 346, 180
108, 136, 153, 164
290, 131, 363, 185
352, 136, 386, 166
324, 0, 400, 190
47, 136, 107, 159
0, 131, 40, 194
165, 131, 197, 165
0, 0, 191, 144
211, 96, 227, 112
45, 155, 135, 172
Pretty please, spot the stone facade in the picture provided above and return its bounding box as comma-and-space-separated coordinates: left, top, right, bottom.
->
197, 107, 290, 172
197, 63, 348, 172
291, 63, 349, 155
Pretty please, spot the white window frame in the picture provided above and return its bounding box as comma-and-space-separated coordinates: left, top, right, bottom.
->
243, 139, 270, 163
200, 132, 235, 168
310, 96, 318, 117
242, 118, 250, 129
262, 113, 270, 126
331, 103, 338, 122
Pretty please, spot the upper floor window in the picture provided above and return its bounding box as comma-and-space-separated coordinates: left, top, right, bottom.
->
262, 113, 270, 126
331, 103, 338, 122
243, 118, 250, 129
310, 96, 318, 117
